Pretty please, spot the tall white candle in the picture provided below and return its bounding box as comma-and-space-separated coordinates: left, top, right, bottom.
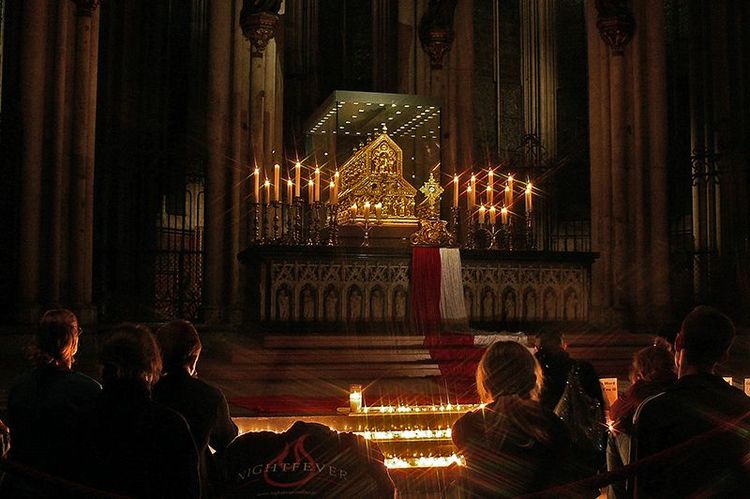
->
308, 178, 314, 205
264, 179, 271, 205
273, 164, 280, 202
314, 167, 321, 202
469, 174, 476, 208
253, 168, 260, 203
295, 161, 301, 197
525, 182, 533, 213
453, 174, 459, 208
287, 179, 293, 204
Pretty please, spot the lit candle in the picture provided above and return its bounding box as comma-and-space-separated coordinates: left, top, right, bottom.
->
253, 168, 260, 203
314, 167, 321, 202
375, 202, 382, 220
489, 205, 497, 225
334, 171, 340, 202
504, 184, 511, 208
264, 179, 271, 205
469, 174, 476, 208
329, 180, 336, 204
507, 174, 514, 205
349, 384, 363, 413
364, 201, 371, 220
453, 174, 459, 208
501, 205, 509, 224
488, 169, 494, 199
308, 178, 314, 204
287, 179, 293, 204
273, 163, 280, 202
525, 182, 533, 213
350, 203, 358, 218
486, 184, 493, 206
466, 185, 473, 210
295, 161, 301, 197
478, 204, 486, 224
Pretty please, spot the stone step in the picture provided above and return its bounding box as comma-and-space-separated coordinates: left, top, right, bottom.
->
202, 363, 443, 381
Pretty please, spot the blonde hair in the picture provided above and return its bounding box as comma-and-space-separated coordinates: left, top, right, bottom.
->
30, 309, 79, 368
476, 341, 543, 404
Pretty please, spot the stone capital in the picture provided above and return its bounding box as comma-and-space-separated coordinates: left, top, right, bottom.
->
240, 10, 280, 58
418, 0, 458, 69
594, 0, 635, 55
71, 0, 100, 17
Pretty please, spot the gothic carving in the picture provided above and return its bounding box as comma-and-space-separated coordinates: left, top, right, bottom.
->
418, 0, 458, 69
595, 0, 635, 55
481, 288, 496, 321
276, 286, 291, 321
523, 288, 538, 321
324, 286, 339, 322
564, 288, 579, 321
393, 287, 408, 321
410, 218, 455, 247
543, 288, 557, 321
370, 287, 385, 321
300, 285, 317, 321
348, 286, 363, 321
502, 288, 517, 322
71, 0, 100, 16
240, 9, 280, 57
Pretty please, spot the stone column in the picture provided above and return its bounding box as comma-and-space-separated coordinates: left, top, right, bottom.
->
204, 0, 233, 322
18, 0, 49, 322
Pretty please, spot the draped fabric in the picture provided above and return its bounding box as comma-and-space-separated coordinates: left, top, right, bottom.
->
410, 247, 443, 334
439, 248, 468, 330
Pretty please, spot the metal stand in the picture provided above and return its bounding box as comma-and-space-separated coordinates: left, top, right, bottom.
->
328, 204, 340, 246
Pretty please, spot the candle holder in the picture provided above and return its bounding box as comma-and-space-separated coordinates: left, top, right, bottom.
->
328, 204, 340, 246
261, 203, 270, 244
500, 221, 513, 251
311, 202, 323, 245
350, 216, 382, 247
252, 202, 262, 243
466, 217, 477, 249
294, 198, 304, 244
283, 203, 296, 245
525, 211, 536, 250
271, 201, 281, 243
450, 206, 460, 245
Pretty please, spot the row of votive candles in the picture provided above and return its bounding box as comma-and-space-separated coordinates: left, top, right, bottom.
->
451, 172, 534, 213
253, 162, 340, 205
350, 201, 383, 220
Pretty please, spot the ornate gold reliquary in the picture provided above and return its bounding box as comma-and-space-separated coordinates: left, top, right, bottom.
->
339, 132, 418, 224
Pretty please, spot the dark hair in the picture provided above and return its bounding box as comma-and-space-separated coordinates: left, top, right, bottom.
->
30, 309, 79, 368
535, 330, 565, 353
477, 341, 542, 403
155, 320, 202, 374
680, 306, 735, 368
99, 323, 162, 386
630, 344, 676, 384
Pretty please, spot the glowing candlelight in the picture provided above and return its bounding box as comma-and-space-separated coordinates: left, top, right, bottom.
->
253, 168, 260, 203
334, 171, 340, 202
375, 202, 382, 220
453, 174, 459, 208
506, 174, 514, 206
501, 205, 509, 225
350, 203, 358, 218
329, 180, 336, 204
273, 163, 280, 201
489, 205, 497, 225
264, 179, 271, 205
486, 184, 493, 206
525, 182, 533, 213
286, 179, 293, 204
314, 167, 321, 202
308, 178, 314, 204
470, 174, 476, 206
349, 384, 363, 413
364, 201, 371, 220
295, 161, 301, 197
478, 204, 486, 224
488, 169, 494, 203
466, 185, 473, 210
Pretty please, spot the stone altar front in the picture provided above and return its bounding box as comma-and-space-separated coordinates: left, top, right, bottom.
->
238, 247, 596, 326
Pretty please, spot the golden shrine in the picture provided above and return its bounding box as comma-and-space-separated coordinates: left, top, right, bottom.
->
339, 132, 418, 224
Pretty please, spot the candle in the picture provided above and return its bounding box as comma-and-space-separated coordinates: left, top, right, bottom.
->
453, 174, 459, 208
295, 161, 301, 197
466, 185, 473, 210
489, 205, 497, 225
364, 201, 371, 220
486, 184, 493, 206
287, 179, 293, 204
264, 179, 271, 205
314, 167, 321, 202
349, 384, 363, 413
478, 205, 486, 224
469, 174, 476, 207
253, 168, 260, 203
488, 169, 494, 196
273, 163, 280, 201
334, 171, 340, 202
501, 206, 509, 225
350, 203, 358, 218
375, 202, 382, 220
507, 174, 514, 204
525, 182, 533, 213
308, 178, 314, 204
329, 180, 336, 204
504, 184, 511, 208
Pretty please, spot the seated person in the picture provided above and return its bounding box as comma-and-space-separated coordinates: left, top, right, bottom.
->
606, 343, 676, 498
220, 420, 395, 498
633, 306, 750, 497
3, 309, 100, 497
73, 323, 200, 498
153, 320, 238, 497
453, 341, 574, 498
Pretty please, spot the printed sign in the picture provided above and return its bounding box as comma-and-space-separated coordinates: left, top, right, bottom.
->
745, 378, 750, 397
723, 377, 733, 386
599, 378, 618, 408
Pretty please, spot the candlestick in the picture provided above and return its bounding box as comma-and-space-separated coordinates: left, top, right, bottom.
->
501, 205, 509, 225
264, 179, 271, 205
486, 184, 493, 206
308, 178, 314, 205
350, 203, 357, 219
504, 185, 511, 208
488, 169, 494, 197
287, 179, 293, 204
295, 161, 301, 197
489, 205, 497, 225
253, 168, 260, 202
478, 204, 486, 224
334, 171, 340, 203
525, 182, 533, 213
453, 174, 459, 208
273, 163, 280, 201
314, 167, 321, 202
470, 174, 476, 207
364, 201, 371, 221
329, 180, 336, 204
507, 174, 514, 205
374, 202, 382, 220
466, 185, 473, 210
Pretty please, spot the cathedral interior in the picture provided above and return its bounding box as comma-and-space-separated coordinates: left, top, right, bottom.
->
0, 0, 749, 495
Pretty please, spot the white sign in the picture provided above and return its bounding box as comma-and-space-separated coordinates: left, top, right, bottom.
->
599, 378, 619, 408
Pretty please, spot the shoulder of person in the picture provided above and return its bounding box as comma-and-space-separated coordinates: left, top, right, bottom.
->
66, 370, 102, 392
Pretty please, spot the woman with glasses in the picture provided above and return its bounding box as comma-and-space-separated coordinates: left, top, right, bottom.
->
2, 309, 101, 497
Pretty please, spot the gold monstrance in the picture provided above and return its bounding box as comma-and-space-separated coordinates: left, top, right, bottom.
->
339, 132, 418, 224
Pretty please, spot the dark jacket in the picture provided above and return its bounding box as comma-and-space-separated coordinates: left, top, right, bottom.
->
452, 400, 574, 498
535, 349, 604, 412
2, 365, 100, 497
610, 377, 676, 435
633, 373, 750, 498
220, 421, 395, 498
73, 379, 200, 499
153, 368, 238, 497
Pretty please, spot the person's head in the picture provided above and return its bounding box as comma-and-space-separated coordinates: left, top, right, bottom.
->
30, 309, 81, 369
476, 341, 543, 404
155, 320, 202, 375
99, 323, 162, 387
535, 330, 566, 353
676, 306, 735, 374
630, 344, 676, 384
